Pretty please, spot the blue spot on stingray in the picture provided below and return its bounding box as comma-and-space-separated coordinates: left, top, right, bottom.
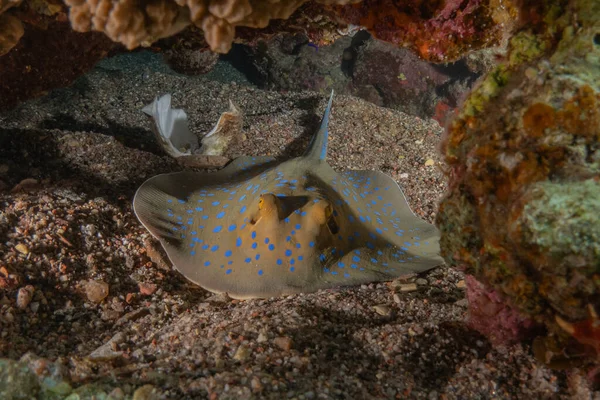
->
228, 224, 236, 231
225, 250, 232, 257
264, 238, 270, 244
268, 244, 275, 251
252, 242, 257, 249
251, 231, 257, 239
309, 241, 315, 247
190, 251, 196, 255
245, 257, 251, 263
286, 236, 291, 242
258, 270, 263, 276
352, 255, 360, 262
284, 217, 290, 223
354, 250, 361, 255
331, 271, 338, 276
403, 242, 412, 247
213, 226, 223, 233
285, 249, 292, 257
240, 205, 247, 213
191, 231, 197, 235
211, 245, 219, 252
376, 228, 383, 234
290, 258, 295, 265
255, 254, 260, 260
296, 243, 301, 249
277, 259, 283, 265
338, 262, 345, 268
226, 269, 232, 275
211, 201, 220, 206
202, 244, 209, 250
351, 263, 357, 269
319, 254, 326, 262
367, 242, 375, 249
167, 199, 173, 203
204, 261, 210, 266
295, 224, 301, 230
178, 199, 185, 204
290, 266, 296, 272
236, 237, 242, 247
298, 255, 303, 261
202, 215, 209, 220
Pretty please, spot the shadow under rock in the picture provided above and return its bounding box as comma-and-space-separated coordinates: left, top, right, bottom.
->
288, 304, 491, 394
402, 321, 492, 391
38, 113, 164, 157
0, 127, 178, 200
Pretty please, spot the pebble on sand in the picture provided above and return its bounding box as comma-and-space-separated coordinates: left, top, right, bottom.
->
16, 285, 34, 309
85, 280, 109, 303
273, 336, 292, 351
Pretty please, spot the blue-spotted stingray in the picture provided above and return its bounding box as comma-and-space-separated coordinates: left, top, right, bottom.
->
134, 92, 443, 299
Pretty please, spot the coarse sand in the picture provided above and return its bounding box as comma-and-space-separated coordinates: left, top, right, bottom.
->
0, 52, 594, 399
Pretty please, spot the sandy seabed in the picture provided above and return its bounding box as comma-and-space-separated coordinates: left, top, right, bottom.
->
0, 52, 594, 399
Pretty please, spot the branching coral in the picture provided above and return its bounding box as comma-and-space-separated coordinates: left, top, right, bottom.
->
65, 0, 358, 53
436, 0, 600, 366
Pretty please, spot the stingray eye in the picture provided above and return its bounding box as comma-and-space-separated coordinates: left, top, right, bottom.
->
258, 197, 264, 210
325, 205, 339, 235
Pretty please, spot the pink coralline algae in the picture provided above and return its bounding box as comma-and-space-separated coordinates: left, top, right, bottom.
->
465, 275, 537, 346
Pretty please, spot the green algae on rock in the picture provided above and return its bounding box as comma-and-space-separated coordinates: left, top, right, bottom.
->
436, 0, 600, 366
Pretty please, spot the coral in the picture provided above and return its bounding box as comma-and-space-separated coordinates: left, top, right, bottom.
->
465, 275, 536, 345
0, 12, 23, 55
333, 0, 518, 63
65, 0, 358, 54
0, 0, 23, 56
436, 0, 600, 366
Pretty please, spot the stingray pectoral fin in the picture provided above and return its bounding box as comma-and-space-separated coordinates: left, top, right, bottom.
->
133, 177, 185, 244
326, 168, 444, 283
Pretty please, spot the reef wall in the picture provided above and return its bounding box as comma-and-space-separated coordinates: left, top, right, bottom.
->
436, 0, 600, 368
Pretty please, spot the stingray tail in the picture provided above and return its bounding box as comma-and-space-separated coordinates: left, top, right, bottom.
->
304, 90, 334, 161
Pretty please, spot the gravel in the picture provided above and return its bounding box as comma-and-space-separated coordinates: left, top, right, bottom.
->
0, 52, 593, 398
